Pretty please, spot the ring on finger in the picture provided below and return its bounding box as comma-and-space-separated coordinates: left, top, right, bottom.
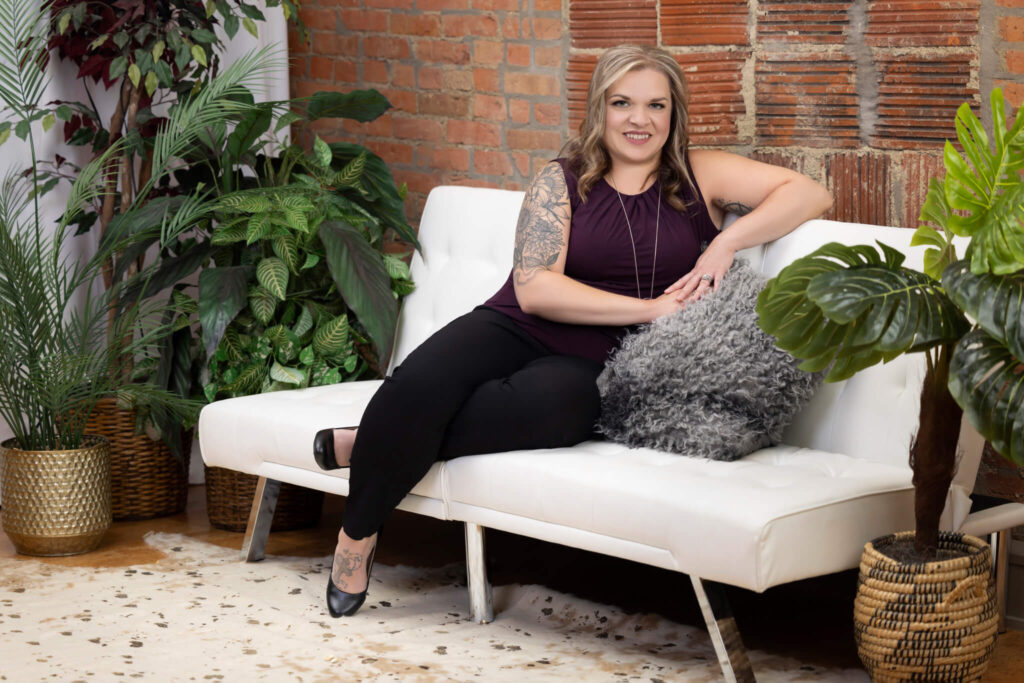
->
700, 273, 714, 283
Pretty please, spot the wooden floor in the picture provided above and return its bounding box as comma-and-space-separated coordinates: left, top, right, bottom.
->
2, 484, 1023, 680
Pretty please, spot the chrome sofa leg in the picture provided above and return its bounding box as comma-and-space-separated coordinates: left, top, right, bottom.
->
464, 522, 494, 623
991, 529, 1010, 633
241, 477, 281, 562
690, 575, 756, 683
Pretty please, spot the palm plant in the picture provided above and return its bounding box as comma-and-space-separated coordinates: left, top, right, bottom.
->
0, 0, 283, 451
756, 89, 1024, 559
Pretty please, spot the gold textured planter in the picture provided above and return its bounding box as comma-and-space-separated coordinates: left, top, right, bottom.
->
854, 531, 998, 682
0, 436, 112, 556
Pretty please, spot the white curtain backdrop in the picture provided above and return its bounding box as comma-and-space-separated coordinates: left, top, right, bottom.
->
0, 2, 289, 454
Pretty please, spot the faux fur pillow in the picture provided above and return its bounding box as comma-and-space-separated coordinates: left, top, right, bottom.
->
596, 259, 822, 461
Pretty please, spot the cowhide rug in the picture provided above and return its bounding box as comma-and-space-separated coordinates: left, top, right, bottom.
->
0, 532, 868, 681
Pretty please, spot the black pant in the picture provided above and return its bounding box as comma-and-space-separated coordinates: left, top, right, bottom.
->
343, 307, 603, 539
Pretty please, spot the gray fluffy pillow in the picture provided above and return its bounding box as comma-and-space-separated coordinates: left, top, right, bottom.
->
597, 259, 822, 461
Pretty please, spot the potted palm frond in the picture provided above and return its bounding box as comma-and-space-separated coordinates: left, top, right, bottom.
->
756, 89, 1023, 681
0, 0, 281, 554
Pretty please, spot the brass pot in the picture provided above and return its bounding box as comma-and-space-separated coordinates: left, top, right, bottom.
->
0, 436, 112, 556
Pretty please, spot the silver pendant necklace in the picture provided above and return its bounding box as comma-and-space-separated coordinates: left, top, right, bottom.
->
611, 178, 661, 300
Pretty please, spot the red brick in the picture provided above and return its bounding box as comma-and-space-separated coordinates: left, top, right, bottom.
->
506, 129, 562, 152
289, 56, 307, 80
473, 94, 507, 121
507, 43, 531, 66
662, 0, 744, 46
825, 152, 893, 226
536, 0, 560, 9
531, 17, 563, 40
1004, 49, 1024, 74
310, 56, 333, 80
866, 0, 979, 48
379, 88, 417, 113
340, 9, 388, 31
512, 152, 531, 176
573, 0, 656, 48
393, 117, 445, 141
536, 46, 562, 68
900, 152, 945, 228
534, 102, 561, 126
390, 13, 441, 36
567, 54, 599, 133
502, 15, 520, 38
505, 72, 559, 96
299, 8, 337, 31
996, 79, 1024, 109
1002, 16, 1024, 42
443, 70, 475, 91
288, 27, 306, 51
418, 66, 444, 90
313, 32, 359, 56
448, 175, 501, 189
363, 60, 389, 84
447, 120, 501, 146
364, 36, 411, 59
334, 59, 359, 83
392, 169, 439, 195
997, 0, 1024, 6
364, 140, 414, 165
418, 92, 470, 117
393, 64, 415, 87
415, 39, 471, 64
417, 146, 470, 172
442, 14, 499, 37
418, 0, 469, 8
473, 40, 504, 65
473, 67, 500, 92
677, 51, 750, 147
472, 0, 517, 9
342, 114, 393, 138
760, 1, 851, 45
474, 150, 514, 175
509, 98, 530, 123
365, 0, 414, 7
319, 0, 361, 6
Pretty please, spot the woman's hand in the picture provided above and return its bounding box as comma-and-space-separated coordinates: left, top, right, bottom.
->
664, 236, 736, 304
646, 291, 685, 321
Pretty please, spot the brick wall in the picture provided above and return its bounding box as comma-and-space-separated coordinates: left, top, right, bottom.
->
288, 1, 1020, 231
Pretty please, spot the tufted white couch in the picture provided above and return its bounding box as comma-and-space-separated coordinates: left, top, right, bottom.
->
199, 185, 1024, 682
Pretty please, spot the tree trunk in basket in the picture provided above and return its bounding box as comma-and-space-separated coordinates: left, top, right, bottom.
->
911, 347, 963, 558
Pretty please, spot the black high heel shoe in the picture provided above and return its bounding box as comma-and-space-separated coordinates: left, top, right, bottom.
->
326, 530, 380, 618
313, 427, 356, 471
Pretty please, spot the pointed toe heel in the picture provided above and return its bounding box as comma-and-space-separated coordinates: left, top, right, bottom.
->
313, 427, 357, 471
325, 530, 381, 618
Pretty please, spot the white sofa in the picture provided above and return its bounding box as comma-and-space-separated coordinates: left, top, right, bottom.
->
199, 185, 1024, 682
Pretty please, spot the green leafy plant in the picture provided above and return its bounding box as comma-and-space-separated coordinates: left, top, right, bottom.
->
0, 0, 285, 449
756, 89, 1024, 559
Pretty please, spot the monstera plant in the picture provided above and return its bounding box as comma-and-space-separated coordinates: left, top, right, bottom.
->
757, 89, 1024, 560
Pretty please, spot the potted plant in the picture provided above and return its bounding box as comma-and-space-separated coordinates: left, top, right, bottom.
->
756, 89, 1023, 681
38, 0, 305, 520
0, 0, 282, 553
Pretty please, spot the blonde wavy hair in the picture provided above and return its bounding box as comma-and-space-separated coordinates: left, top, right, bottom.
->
561, 44, 695, 211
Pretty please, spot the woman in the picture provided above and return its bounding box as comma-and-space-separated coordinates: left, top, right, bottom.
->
314, 44, 833, 618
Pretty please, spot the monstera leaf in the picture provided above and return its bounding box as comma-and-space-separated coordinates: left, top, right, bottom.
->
757, 241, 970, 382
943, 261, 1024, 464
916, 90, 1024, 276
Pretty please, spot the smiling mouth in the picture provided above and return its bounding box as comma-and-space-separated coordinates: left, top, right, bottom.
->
623, 132, 651, 143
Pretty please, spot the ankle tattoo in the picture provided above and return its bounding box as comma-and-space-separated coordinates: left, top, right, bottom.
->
332, 549, 364, 582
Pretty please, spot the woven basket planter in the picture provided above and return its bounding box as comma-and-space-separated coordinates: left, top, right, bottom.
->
0, 436, 112, 556
204, 465, 323, 532
854, 531, 998, 682
85, 398, 191, 521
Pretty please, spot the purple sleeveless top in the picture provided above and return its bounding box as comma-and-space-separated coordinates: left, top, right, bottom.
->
484, 157, 720, 363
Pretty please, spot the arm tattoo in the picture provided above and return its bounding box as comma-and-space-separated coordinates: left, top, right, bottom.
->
715, 199, 754, 217
513, 163, 569, 286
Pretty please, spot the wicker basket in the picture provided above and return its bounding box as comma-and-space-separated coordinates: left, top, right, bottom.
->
1, 436, 112, 556
84, 398, 191, 521
854, 531, 999, 682
204, 465, 324, 532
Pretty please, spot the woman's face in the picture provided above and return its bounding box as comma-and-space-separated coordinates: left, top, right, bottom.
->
601, 67, 673, 170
